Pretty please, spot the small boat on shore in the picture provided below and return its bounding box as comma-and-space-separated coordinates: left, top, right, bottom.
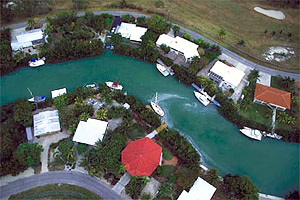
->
85, 83, 98, 90
240, 127, 262, 141
151, 92, 164, 117
28, 96, 46, 103
156, 63, 169, 77
194, 91, 210, 106
262, 132, 283, 140
29, 58, 45, 68
105, 81, 123, 90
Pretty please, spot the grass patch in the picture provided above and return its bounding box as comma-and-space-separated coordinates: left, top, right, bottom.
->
128, 123, 145, 140
9, 184, 102, 200
160, 165, 175, 177
271, 76, 286, 90
240, 103, 272, 126
162, 146, 173, 160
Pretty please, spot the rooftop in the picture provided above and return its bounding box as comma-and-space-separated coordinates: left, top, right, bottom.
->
178, 177, 216, 200
33, 110, 61, 136
116, 22, 147, 42
210, 61, 245, 88
73, 118, 108, 146
156, 34, 199, 59
16, 29, 43, 44
254, 83, 291, 109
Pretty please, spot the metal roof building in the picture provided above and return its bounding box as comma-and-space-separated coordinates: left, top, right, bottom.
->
10, 29, 44, 51
33, 110, 61, 136
116, 22, 147, 42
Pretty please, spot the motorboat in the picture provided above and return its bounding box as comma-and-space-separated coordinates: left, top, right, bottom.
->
262, 131, 283, 140
156, 63, 169, 77
28, 96, 46, 103
85, 83, 98, 90
105, 81, 123, 90
29, 58, 45, 67
150, 92, 164, 117
240, 127, 262, 141
194, 91, 210, 106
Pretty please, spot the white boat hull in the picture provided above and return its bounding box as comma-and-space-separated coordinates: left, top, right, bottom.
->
194, 91, 210, 106
151, 102, 164, 117
29, 59, 45, 67
105, 81, 123, 90
156, 64, 169, 77
240, 127, 262, 141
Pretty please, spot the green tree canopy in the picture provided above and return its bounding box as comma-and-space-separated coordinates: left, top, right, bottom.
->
14, 143, 43, 168
146, 15, 171, 34
13, 98, 33, 127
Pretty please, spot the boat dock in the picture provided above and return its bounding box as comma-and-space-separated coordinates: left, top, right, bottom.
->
192, 83, 221, 107
157, 59, 175, 76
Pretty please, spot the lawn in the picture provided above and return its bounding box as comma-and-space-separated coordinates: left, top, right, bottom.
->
240, 102, 272, 127
128, 123, 145, 140
160, 165, 175, 177
4, 0, 299, 73
162, 146, 173, 160
9, 184, 102, 200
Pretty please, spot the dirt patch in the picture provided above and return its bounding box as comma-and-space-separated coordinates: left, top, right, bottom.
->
162, 156, 178, 167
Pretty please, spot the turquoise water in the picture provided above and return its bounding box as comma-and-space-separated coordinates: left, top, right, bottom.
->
1, 51, 299, 196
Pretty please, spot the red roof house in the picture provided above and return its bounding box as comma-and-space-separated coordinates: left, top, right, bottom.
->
121, 137, 162, 176
254, 83, 291, 110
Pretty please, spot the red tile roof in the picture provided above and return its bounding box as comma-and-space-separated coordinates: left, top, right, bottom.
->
254, 83, 291, 109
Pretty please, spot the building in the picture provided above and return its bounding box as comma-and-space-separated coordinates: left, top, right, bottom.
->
115, 22, 148, 42
73, 118, 108, 146
25, 127, 34, 143
51, 88, 67, 99
10, 29, 44, 51
254, 83, 291, 111
156, 34, 200, 62
208, 61, 245, 90
33, 110, 61, 136
178, 177, 216, 200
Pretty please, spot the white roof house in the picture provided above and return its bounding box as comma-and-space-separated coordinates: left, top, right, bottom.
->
209, 61, 245, 89
178, 177, 216, 200
156, 34, 200, 61
33, 110, 61, 136
73, 118, 108, 146
11, 29, 44, 51
51, 88, 67, 99
116, 22, 147, 42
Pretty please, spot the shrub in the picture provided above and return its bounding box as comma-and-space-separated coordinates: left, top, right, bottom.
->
183, 31, 192, 41
77, 143, 88, 155
155, 0, 165, 8
159, 54, 173, 66
121, 14, 135, 23
160, 44, 170, 54
125, 177, 147, 199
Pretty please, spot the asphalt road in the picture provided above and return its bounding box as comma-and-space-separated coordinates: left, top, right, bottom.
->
0, 171, 121, 199
3, 10, 299, 80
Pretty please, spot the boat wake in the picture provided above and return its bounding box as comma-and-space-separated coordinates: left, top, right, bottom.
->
149, 93, 188, 103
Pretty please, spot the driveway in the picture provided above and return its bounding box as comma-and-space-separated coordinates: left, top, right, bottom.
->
0, 171, 121, 200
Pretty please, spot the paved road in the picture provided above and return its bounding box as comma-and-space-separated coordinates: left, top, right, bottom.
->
3, 10, 299, 80
0, 171, 121, 199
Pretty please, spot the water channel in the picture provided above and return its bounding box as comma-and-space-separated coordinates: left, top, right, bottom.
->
1, 51, 299, 196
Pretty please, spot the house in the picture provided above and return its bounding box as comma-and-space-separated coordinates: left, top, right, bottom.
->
73, 118, 108, 146
156, 34, 200, 62
178, 177, 216, 200
208, 60, 245, 90
10, 29, 44, 51
254, 83, 291, 111
33, 110, 61, 136
51, 88, 67, 99
115, 22, 148, 42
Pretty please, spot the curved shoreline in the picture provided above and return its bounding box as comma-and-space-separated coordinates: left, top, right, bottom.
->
3, 10, 300, 79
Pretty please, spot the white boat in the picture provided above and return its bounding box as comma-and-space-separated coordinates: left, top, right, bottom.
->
27, 88, 46, 103
150, 92, 164, 117
105, 81, 123, 90
29, 58, 45, 67
85, 83, 98, 90
194, 91, 210, 106
156, 63, 169, 77
240, 127, 262, 141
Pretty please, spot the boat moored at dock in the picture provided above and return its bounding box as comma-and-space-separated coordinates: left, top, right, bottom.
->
240, 127, 262, 141
105, 81, 123, 90
29, 57, 46, 68
156, 63, 169, 77
194, 91, 210, 106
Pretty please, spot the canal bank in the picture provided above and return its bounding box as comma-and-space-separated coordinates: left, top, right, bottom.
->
0, 51, 299, 196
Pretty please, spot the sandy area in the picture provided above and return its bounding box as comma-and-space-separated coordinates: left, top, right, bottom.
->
254, 7, 285, 20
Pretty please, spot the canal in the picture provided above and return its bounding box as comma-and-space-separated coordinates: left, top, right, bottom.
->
1, 51, 299, 196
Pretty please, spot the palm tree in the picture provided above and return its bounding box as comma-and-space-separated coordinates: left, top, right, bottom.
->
280, 76, 295, 91
26, 18, 35, 30
95, 108, 107, 120
218, 28, 226, 39
206, 168, 220, 187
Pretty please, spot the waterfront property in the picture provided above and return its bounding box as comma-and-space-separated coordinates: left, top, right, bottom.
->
254, 83, 291, 111
33, 110, 61, 136
178, 177, 216, 200
73, 118, 108, 146
156, 34, 200, 62
10, 28, 44, 52
115, 22, 148, 42
122, 137, 162, 176
208, 60, 245, 90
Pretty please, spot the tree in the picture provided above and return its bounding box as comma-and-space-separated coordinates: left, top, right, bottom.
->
280, 76, 295, 91
79, 112, 90, 121
95, 108, 107, 120
136, 16, 147, 27
121, 14, 135, 23
218, 28, 226, 39
183, 31, 192, 41
13, 98, 33, 127
157, 182, 173, 198
111, 33, 123, 48
160, 44, 170, 54
172, 25, 180, 36
26, 18, 35, 30
176, 166, 201, 190
14, 143, 43, 168
146, 15, 171, 34
206, 168, 220, 187
222, 174, 258, 200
